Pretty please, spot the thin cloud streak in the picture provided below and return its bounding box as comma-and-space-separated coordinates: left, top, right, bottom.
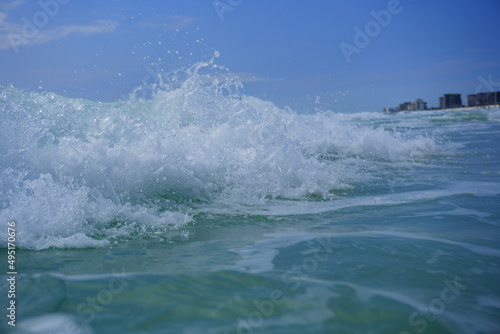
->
0, 19, 119, 51
0, 0, 25, 11
140, 15, 196, 31
233, 72, 282, 83
0, 0, 119, 52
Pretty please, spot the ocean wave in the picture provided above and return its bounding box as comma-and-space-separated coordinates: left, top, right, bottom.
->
0, 60, 442, 249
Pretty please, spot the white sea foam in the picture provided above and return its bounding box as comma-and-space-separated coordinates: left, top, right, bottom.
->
0, 60, 444, 249
487, 108, 500, 121
14, 313, 94, 334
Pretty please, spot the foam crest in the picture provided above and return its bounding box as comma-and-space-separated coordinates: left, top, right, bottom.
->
281, 110, 438, 161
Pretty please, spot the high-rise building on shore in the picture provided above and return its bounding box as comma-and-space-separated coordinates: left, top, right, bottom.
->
439, 94, 462, 109
384, 91, 500, 112
383, 98, 427, 112
415, 98, 427, 110
468, 92, 500, 106
468, 94, 479, 106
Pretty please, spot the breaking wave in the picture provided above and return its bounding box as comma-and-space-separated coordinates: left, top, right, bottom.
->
0, 56, 440, 249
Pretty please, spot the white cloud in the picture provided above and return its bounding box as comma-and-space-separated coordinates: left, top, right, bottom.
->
0, 0, 25, 11
233, 72, 282, 83
0, 0, 22, 25
0, 19, 119, 52
0, 1, 119, 52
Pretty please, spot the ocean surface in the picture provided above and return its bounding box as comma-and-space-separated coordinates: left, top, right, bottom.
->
1, 61, 500, 333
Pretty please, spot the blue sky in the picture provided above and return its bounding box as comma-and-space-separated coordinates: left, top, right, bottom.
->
1, 0, 499, 112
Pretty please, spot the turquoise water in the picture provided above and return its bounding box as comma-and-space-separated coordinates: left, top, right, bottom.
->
1, 63, 500, 333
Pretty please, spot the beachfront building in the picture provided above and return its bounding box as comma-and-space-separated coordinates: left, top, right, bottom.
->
439, 94, 462, 109
398, 101, 416, 111
468, 94, 479, 106
385, 91, 499, 113
415, 98, 427, 110
383, 98, 428, 112
468, 91, 500, 106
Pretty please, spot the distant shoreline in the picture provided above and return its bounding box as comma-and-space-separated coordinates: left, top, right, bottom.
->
385, 103, 500, 113
428, 104, 500, 112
